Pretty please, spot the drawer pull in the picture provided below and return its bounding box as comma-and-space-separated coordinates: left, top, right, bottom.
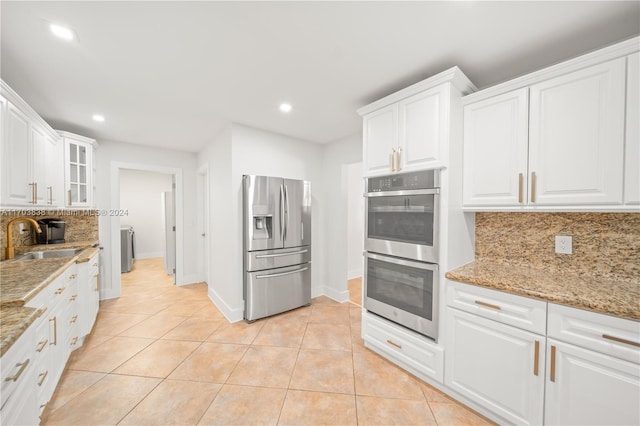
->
475, 300, 501, 311
518, 173, 524, 204
50, 316, 57, 346
533, 340, 540, 376
602, 334, 640, 348
69, 274, 77, 280
70, 294, 78, 301
92, 262, 98, 267
386, 339, 402, 350
70, 336, 78, 346
55, 287, 65, 295
5, 359, 30, 382
70, 315, 78, 324
37, 370, 48, 386
36, 339, 48, 352
36, 306, 48, 318
550, 345, 557, 382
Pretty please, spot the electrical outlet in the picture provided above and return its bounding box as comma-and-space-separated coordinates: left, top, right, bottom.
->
18, 223, 27, 235
555, 235, 572, 254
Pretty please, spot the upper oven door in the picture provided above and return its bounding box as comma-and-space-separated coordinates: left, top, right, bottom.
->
364, 188, 439, 262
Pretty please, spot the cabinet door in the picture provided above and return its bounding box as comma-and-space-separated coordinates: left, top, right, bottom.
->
65, 141, 92, 206
363, 105, 396, 176
44, 135, 64, 207
30, 125, 48, 204
625, 52, 639, 205
545, 339, 640, 426
398, 85, 447, 171
445, 308, 545, 425
2, 102, 31, 205
463, 89, 529, 206
529, 58, 626, 205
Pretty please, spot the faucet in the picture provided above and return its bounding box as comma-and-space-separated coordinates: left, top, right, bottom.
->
5, 217, 42, 260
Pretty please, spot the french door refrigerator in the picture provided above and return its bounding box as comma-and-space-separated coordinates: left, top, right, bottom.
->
243, 175, 311, 321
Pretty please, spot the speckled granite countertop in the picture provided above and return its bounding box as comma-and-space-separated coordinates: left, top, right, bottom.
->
446, 259, 640, 321
0, 240, 99, 356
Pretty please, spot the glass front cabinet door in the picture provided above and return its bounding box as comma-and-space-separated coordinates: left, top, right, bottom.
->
59, 131, 97, 208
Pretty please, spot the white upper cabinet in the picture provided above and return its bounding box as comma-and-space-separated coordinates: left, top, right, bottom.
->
1, 80, 64, 207
463, 88, 529, 206
363, 105, 397, 175
625, 52, 640, 205
359, 67, 476, 177
462, 37, 638, 211
528, 58, 625, 205
59, 131, 97, 208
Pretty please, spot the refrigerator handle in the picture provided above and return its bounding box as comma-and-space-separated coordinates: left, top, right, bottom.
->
280, 184, 285, 241
284, 184, 289, 242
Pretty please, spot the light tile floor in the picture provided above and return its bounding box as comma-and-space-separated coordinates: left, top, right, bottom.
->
42, 258, 494, 425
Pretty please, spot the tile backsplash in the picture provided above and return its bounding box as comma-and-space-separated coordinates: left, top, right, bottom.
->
475, 212, 640, 282
0, 210, 99, 260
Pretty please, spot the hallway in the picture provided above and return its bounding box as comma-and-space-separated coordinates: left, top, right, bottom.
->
42, 258, 492, 425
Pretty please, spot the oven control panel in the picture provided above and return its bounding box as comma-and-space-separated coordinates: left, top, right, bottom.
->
368, 170, 439, 192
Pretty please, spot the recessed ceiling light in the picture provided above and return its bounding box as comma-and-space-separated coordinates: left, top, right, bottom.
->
50, 23, 75, 41
92, 114, 105, 122
279, 103, 292, 113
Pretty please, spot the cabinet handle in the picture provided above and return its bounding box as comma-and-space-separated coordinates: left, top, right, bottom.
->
390, 148, 396, 172
37, 370, 48, 386
530, 172, 537, 203
518, 173, 524, 204
533, 340, 540, 376
70, 315, 78, 324
550, 345, 556, 382
69, 274, 77, 280
29, 182, 36, 204
602, 334, 640, 348
50, 316, 57, 346
474, 300, 502, 311
47, 186, 53, 205
36, 339, 48, 352
386, 339, 402, 350
70, 336, 78, 346
55, 287, 65, 295
70, 295, 78, 301
68, 190, 72, 206
36, 306, 48, 318
396, 147, 402, 171
5, 359, 30, 382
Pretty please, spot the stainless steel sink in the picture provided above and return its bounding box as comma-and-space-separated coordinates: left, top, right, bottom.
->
16, 248, 84, 260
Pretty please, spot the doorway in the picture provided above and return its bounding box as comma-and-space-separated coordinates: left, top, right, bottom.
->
346, 161, 364, 305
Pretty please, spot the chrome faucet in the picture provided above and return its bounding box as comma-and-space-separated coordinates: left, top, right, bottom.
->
5, 217, 42, 260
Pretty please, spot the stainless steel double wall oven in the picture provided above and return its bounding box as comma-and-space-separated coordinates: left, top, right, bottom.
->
364, 170, 440, 340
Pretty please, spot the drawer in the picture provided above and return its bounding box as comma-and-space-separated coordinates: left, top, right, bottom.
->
548, 303, 640, 364
363, 311, 444, 383
446, 280, 547, 334
1, 325, 34, 410
89, 253, 100, 276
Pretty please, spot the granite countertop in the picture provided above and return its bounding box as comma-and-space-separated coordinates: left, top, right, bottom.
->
446, 259, 640, 321
0, 240, 99, 356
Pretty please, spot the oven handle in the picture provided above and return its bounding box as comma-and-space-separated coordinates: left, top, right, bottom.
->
364, 188, 440, 197
364, 252, 438, 271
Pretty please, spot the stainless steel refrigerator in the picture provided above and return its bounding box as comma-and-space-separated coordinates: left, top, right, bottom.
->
243, 175, 311, 321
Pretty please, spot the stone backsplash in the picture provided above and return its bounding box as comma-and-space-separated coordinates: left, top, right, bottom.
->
0, 210, 99, 260
475, 212, 640, 282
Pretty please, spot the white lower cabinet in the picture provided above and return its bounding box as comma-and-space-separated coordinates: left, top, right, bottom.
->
446, 280, 640, 425
362, 311, 444, 383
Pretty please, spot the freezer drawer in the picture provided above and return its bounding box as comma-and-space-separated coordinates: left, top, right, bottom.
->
245, 246, 311, 272
245, 263, 311, 321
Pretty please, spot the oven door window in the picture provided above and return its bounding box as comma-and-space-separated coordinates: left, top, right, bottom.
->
366, 258, 434, 320
367, 194, 434, 245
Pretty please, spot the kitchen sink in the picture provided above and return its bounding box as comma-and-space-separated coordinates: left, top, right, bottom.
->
15, 248, 84, 260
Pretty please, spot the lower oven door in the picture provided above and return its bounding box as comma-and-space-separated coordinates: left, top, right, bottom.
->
245, 263, 311, 321
364, 252, 439, 340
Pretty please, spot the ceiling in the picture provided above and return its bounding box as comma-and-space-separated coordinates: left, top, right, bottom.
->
2, 1, 639, 153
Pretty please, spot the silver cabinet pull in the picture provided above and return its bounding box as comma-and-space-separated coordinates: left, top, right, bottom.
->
518, 173, 524, 204
530, 172, 537, 203
386, 339, 402, 349
29, 182, 37, 204
396, 147, 402, 171
256, 266, 308, 279
533, 340, 540, 376
47, 186, 53, 204
475, 300, 501, 310
390, 148, 396, 172
550, 345, 557, 382
5, 359, 30, 382
68, 189, 72, 206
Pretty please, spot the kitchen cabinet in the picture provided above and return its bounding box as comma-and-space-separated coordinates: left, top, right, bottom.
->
444, 280, 546, 425
359, 67, 476, 177
545, 304, 640, 426
59, 131, 97, 208
0, 324, 37, 426
362, 310, 444, 383
625, 52, 640, 205
462, 39, 638, 211
0, 80, 65, 207
78, 252, 100, 337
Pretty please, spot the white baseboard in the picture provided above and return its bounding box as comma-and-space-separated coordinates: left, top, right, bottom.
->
176, 273, 204, 286
322, 285, 350, 304
208, 286, 244, 323
134, 251, 164, 260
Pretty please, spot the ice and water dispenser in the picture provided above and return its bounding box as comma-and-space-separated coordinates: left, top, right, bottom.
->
253, 214, 272, 240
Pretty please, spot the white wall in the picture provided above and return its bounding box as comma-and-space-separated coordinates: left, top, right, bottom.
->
346, 162, 364, 280
96, 140, 199, 299
321, 132, 363, 302
119, 169, 173, 259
